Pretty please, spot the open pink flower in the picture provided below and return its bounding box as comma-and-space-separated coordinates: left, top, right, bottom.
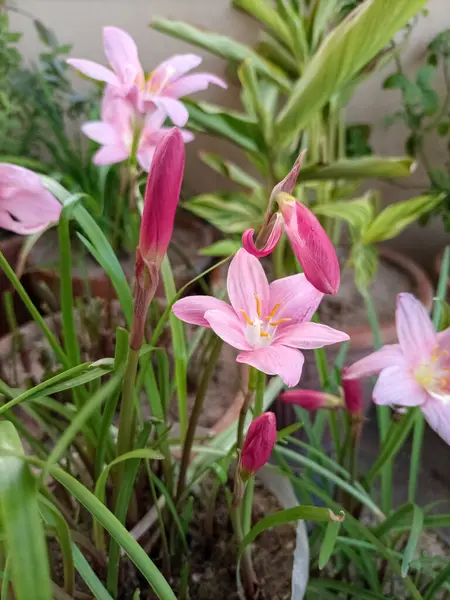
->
344, 293, 450, 445
82, 88, 193, 171
68, 27, 226, 126
242, 152, 340, 295
172, 249, 349, 387
0, 164, 61, 234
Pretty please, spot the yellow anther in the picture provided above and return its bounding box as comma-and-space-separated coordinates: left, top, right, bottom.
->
260, 331, 270, 338
240, 310, 254, 326
265, 303, 282, 321
269, 318, 292, 327
254, 294, 262, 318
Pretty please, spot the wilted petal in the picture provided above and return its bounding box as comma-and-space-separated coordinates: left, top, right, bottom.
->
242, 213, 283, 259
421, 398, 450, 446
138, 128, 185, 268
344, 344, 403, 380
66, 58, 119, 86
373, 366, 428, 407
204, 309, 250, 351
396, 293, 436, 367
274, 322, 349, 349
270, 149, 306, 203
227, 249, 270, 322
269, 273, 323, 326
237, 345, 304, 387
172, 296, 237, 327
279, 193, 340, 295
165, 73, 227, 98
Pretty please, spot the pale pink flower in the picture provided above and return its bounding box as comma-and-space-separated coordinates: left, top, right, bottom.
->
82, 87, 193, 171
240, 412, 277, 479
0, 164, 61, 234
68, 27, 226, 126
172, 249, 349, 387
242, 152, 340, 295
345, 293, 450, 445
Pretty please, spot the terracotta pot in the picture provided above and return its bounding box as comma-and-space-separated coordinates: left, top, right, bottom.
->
0, 235, 39, 336
26, 211, 214, 304
434, 248, 450, 295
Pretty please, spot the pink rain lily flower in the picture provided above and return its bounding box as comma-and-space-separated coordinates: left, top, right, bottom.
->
0, 164, 61, 235
68, 27, 226, 126
344, 293, 450, 445
82, 87, 193, 171
172, 249, 349, 387
242, 152, 340, 295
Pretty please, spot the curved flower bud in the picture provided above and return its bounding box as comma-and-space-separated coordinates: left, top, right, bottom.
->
138, 127, 185, 271
240, 412, 277, 480
277, 192, 340, 295
279, 389, 343, 411
242, 213, 283, 258
342, 370, 364, 416
270, 149, 306, 205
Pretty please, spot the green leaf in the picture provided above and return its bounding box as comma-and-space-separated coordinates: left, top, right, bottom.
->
150, 18, 291, 91
240, 506, 336, 557
232, 0, 292, 45
362, 194, 445, 243
200, 152, 261, 189
423, 563, 450, 600
353, 244, 378, 292
300, 156, 415, 181
199, 239, 242, 256
313, 196, 374, 231
185, 192, 259, 234
0, 422, 52, 600
309, 579, 390, 599
319, 515, 344, 569
401, 505, 424, 577
275, 0, 428, 147
383, 72, 409, 90
72, 544, 114, 600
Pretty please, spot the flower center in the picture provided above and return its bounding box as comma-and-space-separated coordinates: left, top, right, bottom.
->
240, 294, 291, 349
145, 66, 176, 97
414, 345, 450, 404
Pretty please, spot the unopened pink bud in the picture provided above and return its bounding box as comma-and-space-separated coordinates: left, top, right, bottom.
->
270, 149, 306, 204
138, 128, 185, 271
342, 370, 364, 416
240, 412, 277, 478
277, 193, 340, 295
279, 389, 343, 411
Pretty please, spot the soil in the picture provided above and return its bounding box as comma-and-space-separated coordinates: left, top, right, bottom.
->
319, 254, 413, 330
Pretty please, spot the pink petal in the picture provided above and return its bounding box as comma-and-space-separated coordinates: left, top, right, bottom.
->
152, 97, 189, 127
82, 122, 119, 145
137, 145, 156, 172
93, 145, 130, 165
270, 149, 306, 204
165, 73, 227, 98
66, 58, 119, 86
279, 195, 340, 295
274, 322, 349, 349
204, 309, 250, 351
152, 54, 203, 85
373, 366, 428, 407
181, 129, 195, 143
172, 296, 234, 327
103, 26, 143, 92
227, 249, 270, 323
242, 213, 283, 259
144, 109, 167, 131
437, 327, 450, 349
237, 345, 304, 388
396, 293, 436, 367
269, 273, 323, 326
421, 398, 450, 446
344, 344, 403, 380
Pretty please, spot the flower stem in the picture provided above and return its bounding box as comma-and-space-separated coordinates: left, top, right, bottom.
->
233, 505, 257, 599
116, 348, 140, 462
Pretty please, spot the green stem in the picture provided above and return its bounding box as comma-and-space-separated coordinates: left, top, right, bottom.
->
176, 337, 223, 503
116, 348, 140, 462
232, 506, 257, 599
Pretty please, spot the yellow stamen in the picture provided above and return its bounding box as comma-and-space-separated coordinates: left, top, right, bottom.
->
254, 294, 262, 318
269, 318, 292, 327
265, 303, 282, 321
240, 310, 254, 326
260, 331, 270, 338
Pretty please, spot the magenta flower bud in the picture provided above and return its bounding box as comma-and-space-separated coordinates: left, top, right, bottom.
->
269, 149, 306, 203
342, 370, 364, 416
242, 213, 283, 258
277, 193, 340, 295
240, 412, 277, 479
279, 389, 343, 411
137, 127, 185, 272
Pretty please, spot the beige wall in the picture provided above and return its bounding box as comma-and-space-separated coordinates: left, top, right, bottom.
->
10, 0, 450, 268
